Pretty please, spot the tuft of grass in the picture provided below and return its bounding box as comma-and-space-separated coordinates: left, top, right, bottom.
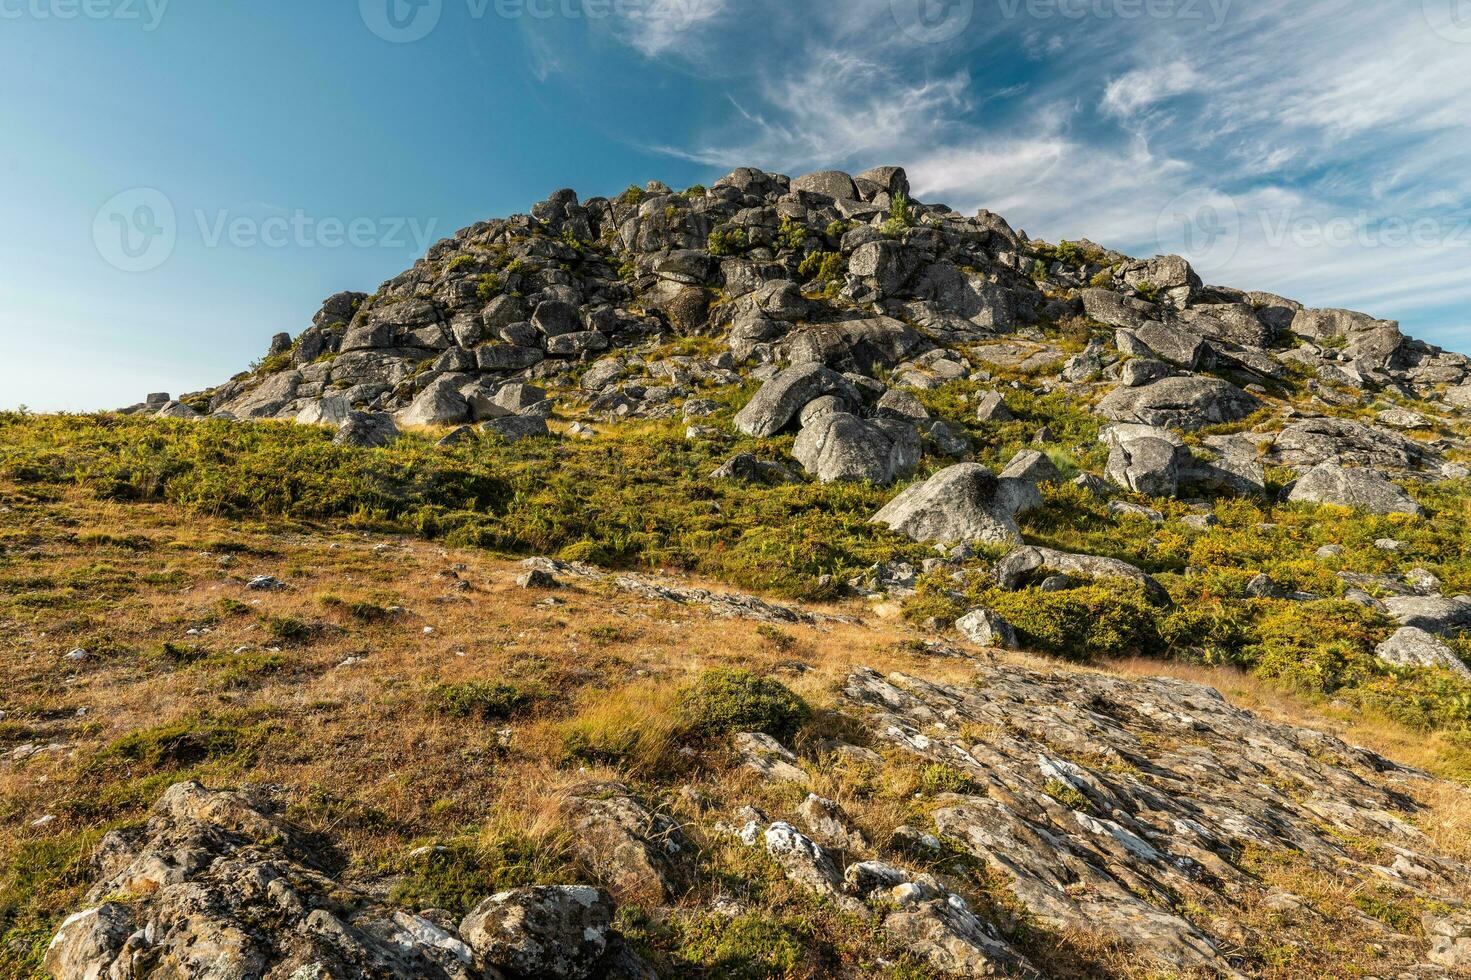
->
425, 681, 533, 722
677, 668, 810, 742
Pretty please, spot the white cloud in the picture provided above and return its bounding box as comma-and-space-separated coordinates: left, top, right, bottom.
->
1100, 61, 1200, 119
599, 0, 1471, 350
614, 0, 729, 58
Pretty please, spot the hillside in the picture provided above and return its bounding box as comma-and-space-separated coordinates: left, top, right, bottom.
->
4, 165, 1471, 978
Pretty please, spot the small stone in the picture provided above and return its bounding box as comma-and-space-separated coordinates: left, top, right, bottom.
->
517, 569, 560, 589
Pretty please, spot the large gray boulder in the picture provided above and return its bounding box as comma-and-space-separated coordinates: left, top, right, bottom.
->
1382, 596, 1471, 637
1103, 426, 1181, 497
854, 165, 909, 199
1079, 288, 1153, 330
480, 415, 550, 442
792, 414, 919, 485
787, 318, 929, 374
1120, 255, 1201, 310
397, 377, 471, 427
711, 453, 802, 485
733, 364, 860, 437
1265, 418, 1439, 474
1095, 376, 1261, 431
460, 886, 614, 980
1375, 627, 1471, 679
1287, 463, 1423, 516
999, 449, 1061, 484
1179, 452, 1266, 496
870, 463, 1025, 546
1290, 308, 1404, 365
995, 545, 1166, 601
790, 170, 859, 201
848, 240, 924, 298
1134, 322, 1206, 369
154, 400, 202, 420
955, 608, 1018, 649
334, 411, 400, 448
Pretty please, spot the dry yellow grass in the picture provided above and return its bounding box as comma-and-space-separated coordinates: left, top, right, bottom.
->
3, 485, 1468, 978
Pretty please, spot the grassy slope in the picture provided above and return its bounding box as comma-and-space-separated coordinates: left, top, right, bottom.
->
2, 401, 1471, 977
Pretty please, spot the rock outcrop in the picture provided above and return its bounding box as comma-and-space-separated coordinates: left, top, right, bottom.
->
43, 781, 646, 980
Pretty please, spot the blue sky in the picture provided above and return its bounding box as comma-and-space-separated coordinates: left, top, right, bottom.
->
2, 0, 1468, 411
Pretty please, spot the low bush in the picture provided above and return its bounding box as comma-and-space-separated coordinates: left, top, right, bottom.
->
985, 585, 1162, 661
677, 668, 810, 742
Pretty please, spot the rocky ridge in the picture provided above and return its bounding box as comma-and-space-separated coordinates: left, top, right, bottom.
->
127, 165, 1468, 508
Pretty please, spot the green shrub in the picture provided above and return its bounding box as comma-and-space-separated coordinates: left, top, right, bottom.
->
425, 681, 531, 721
92, 715, 272, 773
261, 615, 316, 647
984, 585, 1161, 661
797, 250, 845, 291
677, 668, 810, 742
622, 185, 645, 205
388, 834, 572, 916
776, 216, 807, 251
919, 763, 980, 795
447, 255, 476, 274
708, 227, 748, 257
882, 191, 915, 238
476, 273, 503, 302
673, 912, 812, 980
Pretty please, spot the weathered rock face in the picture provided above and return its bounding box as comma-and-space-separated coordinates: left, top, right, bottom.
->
1095, 376, 1261, 431
1375, 627, 1471, 679
1265, 417, 1442, 474
733, 363, 860, 438
42, 782, 646, 980
1287, 462, 1424, 516
1290, 307, 1404, 365
834, 663, 1471, 976
996, 545, 1166, 601
460, 886, 614, 980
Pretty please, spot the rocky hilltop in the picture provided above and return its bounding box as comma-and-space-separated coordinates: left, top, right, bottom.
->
136, 166, 1468, 502
6, 166, 1471, 979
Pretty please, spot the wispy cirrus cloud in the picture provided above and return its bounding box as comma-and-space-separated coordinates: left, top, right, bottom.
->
586, 0, 1471, 349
